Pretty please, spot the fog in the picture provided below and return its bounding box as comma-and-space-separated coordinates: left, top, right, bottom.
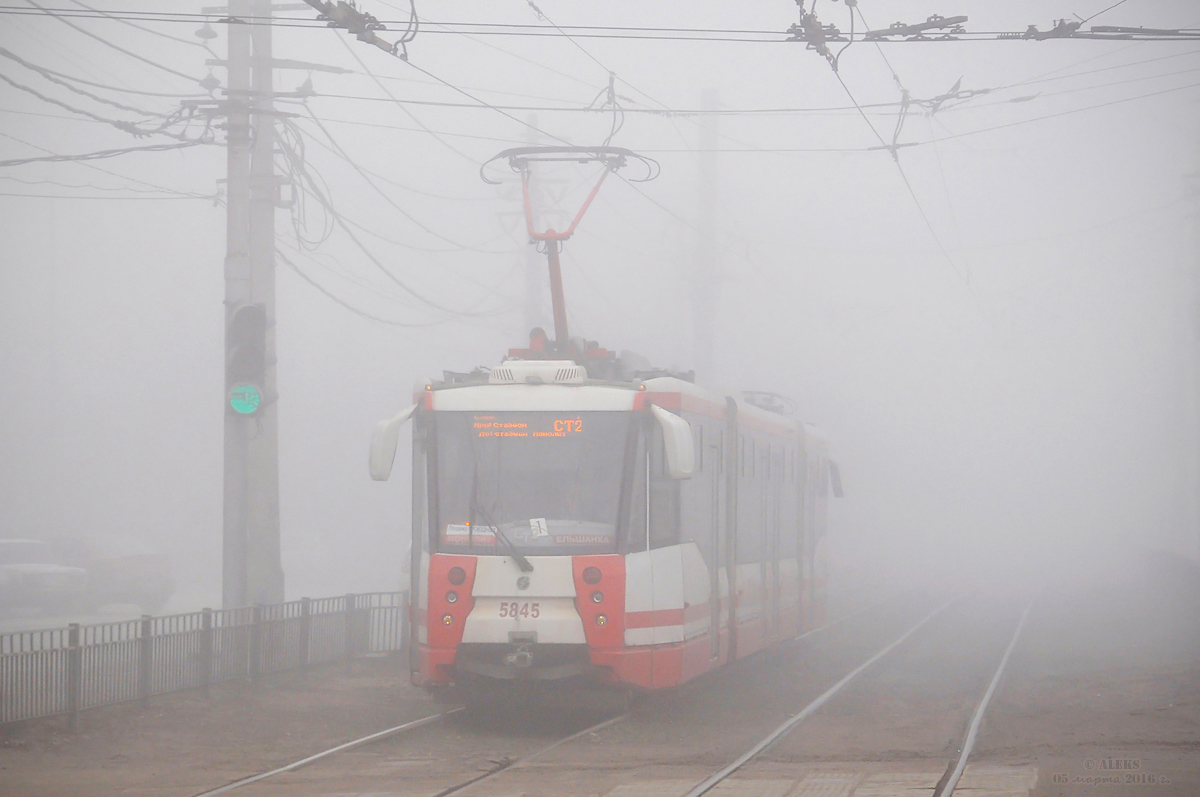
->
2, 0, 1198, 610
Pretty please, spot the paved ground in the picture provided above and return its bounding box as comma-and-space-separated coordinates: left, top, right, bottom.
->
2, 552, 1198, 797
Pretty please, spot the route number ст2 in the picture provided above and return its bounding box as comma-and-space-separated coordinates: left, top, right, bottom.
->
499, 602, 540, 618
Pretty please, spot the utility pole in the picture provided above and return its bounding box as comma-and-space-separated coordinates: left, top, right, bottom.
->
692, 88, 719, 380
222, 0, 284, 608
1190, 167, 1200, 562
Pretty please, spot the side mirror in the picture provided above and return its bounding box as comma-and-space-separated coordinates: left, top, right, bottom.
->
369, 404, 417, 481
650, 405, 695, 479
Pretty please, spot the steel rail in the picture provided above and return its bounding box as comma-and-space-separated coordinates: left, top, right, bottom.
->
437, 602, 879, 795
938, 599, 1035, 797
794, 601, 879, 642
190, 708, 463, 796
434, 711, 629, 797
188, 601, 884, 797
683, 593, 968, 797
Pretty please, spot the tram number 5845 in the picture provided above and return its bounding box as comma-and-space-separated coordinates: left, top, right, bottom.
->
499, 602, 540, 618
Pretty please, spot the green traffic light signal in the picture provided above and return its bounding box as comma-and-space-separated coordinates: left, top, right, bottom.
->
229, 383, 262, 415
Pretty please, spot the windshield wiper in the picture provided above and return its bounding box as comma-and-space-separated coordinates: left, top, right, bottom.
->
491, 517, 535, 573
469, 442, 534, 572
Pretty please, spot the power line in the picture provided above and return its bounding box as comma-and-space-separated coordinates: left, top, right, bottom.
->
6, 8, 1200, 42
395, 54, 572, 146
278, 239, 503, 365
0, 46, 167, 116
281, 157, 523, 302
281, 106, 529, 148
287, 113, 500, 199
66, 0, 211, 49
0, 128, 220, 197
363, 64, 606, 106
831, 69, 970, 287
1, 172, 206, 194
276, 128, 513, 317
0, 70, 143, 132
336, 36, 481, 166
0, 70, 199, 142
0, 189, 211, 199
298, 107, 507, 252
276, 246, 448, 328
1083, 0, 1132, 25
0, 137, 212, 167
303, 2, 591, 161
938, 62, 1200, 114
300, 46, 1200, 116
6, 60, 208, 98
421, 15, 601, 95
924, 78, 1200, 145
286, 74, 1200, 160
21, 0, 202, 84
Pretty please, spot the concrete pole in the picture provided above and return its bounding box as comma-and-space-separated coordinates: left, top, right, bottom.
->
692, 89, 719, 381
1192, 172, 1200, 562
223, 0, 284, 607
222, 0, 252, 609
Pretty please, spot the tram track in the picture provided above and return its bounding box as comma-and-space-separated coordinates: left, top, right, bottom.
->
427, 604, 886, 797
681, 593, 968, 797
679, 593, 1035, 797
431, 712, 628, 797
186, 703, 618, 797
936, 599, 1034, 797
190, 709, 463, 797
185, 603, 886, 797
415, 593, 975, 797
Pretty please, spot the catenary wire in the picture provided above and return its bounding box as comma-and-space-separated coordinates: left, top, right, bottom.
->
277, 134, 514, 317
276, 246, 450, 328
831, 69, 971, 288
336, 35, 481, 166
299, 107, 509, 252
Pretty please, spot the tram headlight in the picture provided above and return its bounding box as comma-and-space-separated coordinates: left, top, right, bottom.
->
446, 591, 458, 604
582, 566, 602, 585
442, 613, 454, 626
595, 614, 607, 626
591, 590, 603, 604
448, 566, 466, 586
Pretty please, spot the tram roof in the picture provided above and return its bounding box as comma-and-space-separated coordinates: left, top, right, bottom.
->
423, 366, 815, 441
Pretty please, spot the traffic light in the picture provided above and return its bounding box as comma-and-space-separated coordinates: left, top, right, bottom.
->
226, 303, 267, 415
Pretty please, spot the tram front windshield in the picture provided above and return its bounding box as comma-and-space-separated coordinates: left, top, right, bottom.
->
435, 411, 631, 555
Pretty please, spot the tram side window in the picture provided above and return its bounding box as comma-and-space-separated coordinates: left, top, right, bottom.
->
679, 416, 718, 566
779, 449, 797, 559
648, 426, 680, 549
736, 430, 761, 564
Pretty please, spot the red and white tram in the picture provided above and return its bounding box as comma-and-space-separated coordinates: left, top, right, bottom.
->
369, 339, 839, 698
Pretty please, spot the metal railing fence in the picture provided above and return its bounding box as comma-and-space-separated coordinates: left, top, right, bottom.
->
0, 591, 408, 726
